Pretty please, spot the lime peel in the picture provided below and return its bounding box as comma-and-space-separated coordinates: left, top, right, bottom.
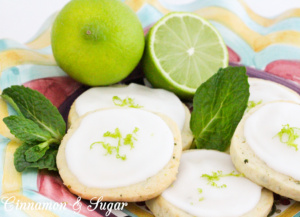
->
275, 124, 299, 151
201, 170, 244, 188
90, 127, 140, 160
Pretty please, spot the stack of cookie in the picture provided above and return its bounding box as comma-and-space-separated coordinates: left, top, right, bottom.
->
57, 80, 300, 217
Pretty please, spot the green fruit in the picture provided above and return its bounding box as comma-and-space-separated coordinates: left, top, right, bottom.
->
142, 12, 228, 99
51, 0, 145, 86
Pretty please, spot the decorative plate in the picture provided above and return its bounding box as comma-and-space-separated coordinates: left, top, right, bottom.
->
1, 0, 300, 216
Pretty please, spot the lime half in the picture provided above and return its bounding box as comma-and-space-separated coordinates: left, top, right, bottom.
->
142, 12, 228, 99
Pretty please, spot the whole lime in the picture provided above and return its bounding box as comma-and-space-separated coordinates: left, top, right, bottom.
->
51, 0, 144, 86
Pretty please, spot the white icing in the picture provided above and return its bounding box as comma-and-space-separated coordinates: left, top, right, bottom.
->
65, 109, 174, 188
75, 83, 186, 130
249, 78, 300, 105
162, 150, 261, 217
244, 102, 300, 181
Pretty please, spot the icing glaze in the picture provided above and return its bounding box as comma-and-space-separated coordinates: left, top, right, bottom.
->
74, 83, 186, 130
249, 79, 300, 106
245, 101, 300, 181
162, 150, 261, 217
65, 108, 174, 188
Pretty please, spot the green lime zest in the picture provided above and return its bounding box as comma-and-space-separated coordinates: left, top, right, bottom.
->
201, 170, 244, 188
197, 188, 204, 201
90, 127, 139, 160
275, 124, 299, 151
197, 188, 203, 194
112, 96, 143, 108
123, 127, 139, 149
247, 100, 262, 111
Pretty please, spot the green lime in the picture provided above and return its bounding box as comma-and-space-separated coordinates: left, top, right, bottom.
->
142, 12, 228, 99
51, 0, 144, 86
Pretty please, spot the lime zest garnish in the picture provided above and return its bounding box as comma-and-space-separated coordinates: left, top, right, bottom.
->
123, 127, 139, 149
247, 100, 262, 111
197, 188, 204, 201
90, 127, 139, 160
104, 127, 122, 139
197, 188, 203, 194
112, 96, 143, 108
123, 134, 136, 149
275, 124, 299, 151
201, 170, 244, 188
133, 127, 139, 134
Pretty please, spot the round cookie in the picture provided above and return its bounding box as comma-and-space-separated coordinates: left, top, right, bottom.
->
67, 83, 193, 150
146, 150, 273, 217
231, 101, 300, 201
57, 108, 182, 202
247, 78, 300, 111
147, 189, 272, 217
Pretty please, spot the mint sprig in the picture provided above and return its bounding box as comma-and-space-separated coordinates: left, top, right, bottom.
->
190, 66, 250, 151
1, 85, 66, 172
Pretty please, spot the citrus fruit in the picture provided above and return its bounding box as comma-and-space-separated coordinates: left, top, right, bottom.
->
51, 0, 145, 86
142, 12, 228, 99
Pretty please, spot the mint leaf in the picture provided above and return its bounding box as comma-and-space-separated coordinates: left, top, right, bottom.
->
25, 140, 54, 162
14, 143, 57, 172
1, 85, 66, 172
1, 94, 23, 116
190, 66, 250, 151
3, 115, 53, 144
2, 86, 65, 140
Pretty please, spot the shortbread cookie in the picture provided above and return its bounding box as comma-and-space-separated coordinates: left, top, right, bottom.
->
231, 101, 300, 201
67, 83, 193, 149
57, 108, 182, 202
147, 150, 273, 217
247, 78, 300, 111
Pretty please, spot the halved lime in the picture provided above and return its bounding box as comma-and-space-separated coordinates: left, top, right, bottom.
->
142, 12, 228, 99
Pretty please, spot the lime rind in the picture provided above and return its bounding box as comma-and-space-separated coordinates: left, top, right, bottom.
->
147, 12, 228, 96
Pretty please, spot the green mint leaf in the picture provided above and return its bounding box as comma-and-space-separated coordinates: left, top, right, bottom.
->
190, 66, 250, 151
3, 115, 53, 144
14, 143, 58, 172
1, 94, 23, 116
24, 140, 55, 162
1, 85, 66, 140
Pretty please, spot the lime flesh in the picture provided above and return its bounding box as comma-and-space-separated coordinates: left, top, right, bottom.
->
143, 12, 228, 99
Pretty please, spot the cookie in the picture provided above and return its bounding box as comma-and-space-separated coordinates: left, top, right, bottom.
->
231, 101, 300, 201
147, 150, 273, 217
67, 83, 193, 150
57, 108, 182, 202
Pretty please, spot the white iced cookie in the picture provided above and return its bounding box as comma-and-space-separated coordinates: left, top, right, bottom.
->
146, 150, 273, 217
231, 101, 300, 201
247, 78, 300, 111
68, 83, 193, 150
57, 108, 182, 201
